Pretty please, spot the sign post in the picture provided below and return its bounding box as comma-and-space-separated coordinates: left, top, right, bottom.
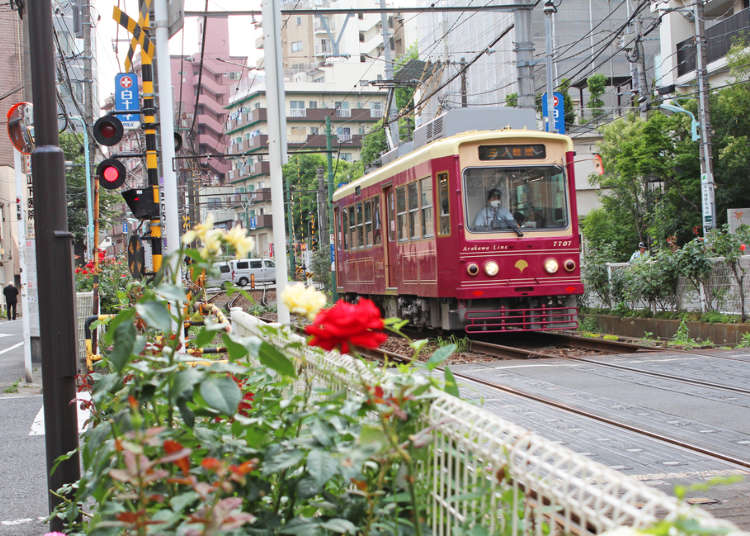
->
541, 92, 565, 134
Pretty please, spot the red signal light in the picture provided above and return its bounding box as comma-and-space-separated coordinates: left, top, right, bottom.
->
93, 115, 124, 146
96, 159, 126, 189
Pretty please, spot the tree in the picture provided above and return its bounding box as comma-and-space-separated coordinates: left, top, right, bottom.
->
505, 93, 518, 107
586, 74, 607, 119
557, 78, 575, 129
60, 132, 120, 260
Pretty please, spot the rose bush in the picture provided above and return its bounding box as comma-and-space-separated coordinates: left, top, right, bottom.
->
74, 250, 132, 313
53, 223, 460, 535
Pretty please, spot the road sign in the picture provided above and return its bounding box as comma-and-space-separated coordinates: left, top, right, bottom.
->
541, 91, 565, 134
114, 73, 140, 129
250, 216, 257, 230
122, 221, 128, 233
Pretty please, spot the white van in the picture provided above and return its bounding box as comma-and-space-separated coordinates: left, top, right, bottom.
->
230, 258, 276, 286
204, 261, 233, 289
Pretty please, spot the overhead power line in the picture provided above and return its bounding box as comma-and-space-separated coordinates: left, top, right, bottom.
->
184, 5, 535, 17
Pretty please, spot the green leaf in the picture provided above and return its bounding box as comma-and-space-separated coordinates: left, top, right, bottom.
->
310, 420, 332, 447
135, 300, 172, 331
443, 367, 460, 397
279, 518, 321, 535
177, 398, 195, 428
296, 476, 321, 498
307, 449, 338, 487
170, 491, 200, 513
425, 343, 456, 370
194, 328, 219, 348
222, 333, 248, 359
108, 321, 136, 372
259, 341, 297, 377
173, 367, 201, 398
320, 519, 356, 534
358, 424, 387, 451
103, 309, 135, 346
199, 376, 241, 416
262, 449, 305, 474
155, 284, 187, 304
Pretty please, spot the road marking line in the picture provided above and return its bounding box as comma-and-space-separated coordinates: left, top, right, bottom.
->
0, 341, 23, 356
30, 391, 91, 436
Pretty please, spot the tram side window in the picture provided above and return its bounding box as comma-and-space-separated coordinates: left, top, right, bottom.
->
408, 182, 419, 238
341, 209, 349, 249
364, 200, 373, 246
356, 202, 364, 247
396, 186, 407, 240
420, 177, 434, 237
387, 190, 396, 241
373, 197, 382, 244
437, 172, 450, 235
348, 206, 355, 248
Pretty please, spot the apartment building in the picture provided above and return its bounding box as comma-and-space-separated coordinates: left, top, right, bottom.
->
655, 0, 750, 94
224, 64, 387, 257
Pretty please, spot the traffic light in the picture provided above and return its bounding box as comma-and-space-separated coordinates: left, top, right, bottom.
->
96, 159, 126, 190
122, 187, 159, 219
93, 114, 124, 146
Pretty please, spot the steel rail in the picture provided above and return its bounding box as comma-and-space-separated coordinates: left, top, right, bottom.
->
358, 345, 750, 470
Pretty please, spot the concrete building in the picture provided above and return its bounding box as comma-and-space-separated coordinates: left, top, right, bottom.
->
225, 63, 387, 257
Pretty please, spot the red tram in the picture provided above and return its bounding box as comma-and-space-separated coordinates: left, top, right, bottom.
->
332, 110, 583, 332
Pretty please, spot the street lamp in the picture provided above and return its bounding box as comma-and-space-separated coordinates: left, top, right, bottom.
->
659, 102, 699, 141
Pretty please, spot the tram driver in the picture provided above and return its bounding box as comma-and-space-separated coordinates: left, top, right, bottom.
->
473, 188, 523, 236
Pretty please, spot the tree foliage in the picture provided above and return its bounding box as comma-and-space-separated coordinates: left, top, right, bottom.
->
586, 74, 607, 118
557, 78, 576, 129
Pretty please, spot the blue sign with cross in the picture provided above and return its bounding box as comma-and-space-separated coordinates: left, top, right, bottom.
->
541, 91, 565, 134
114, 72, 140, 129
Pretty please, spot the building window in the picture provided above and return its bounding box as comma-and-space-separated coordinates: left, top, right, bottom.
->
296, 16, 302, 25
336, 127, 351, 142
291, 41, 303, 53
308, 100, 317, 109
335, 101, 350, 118
359, 31, 365, 42
360, 54, 366, 63
310, 126, 319, 135
340, 152, 352, 161
371, 102, 383, 118
289, 100, 305, 117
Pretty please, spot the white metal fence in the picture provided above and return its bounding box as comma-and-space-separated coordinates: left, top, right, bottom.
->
585, 257, 750, 315
230, 309, 745, 535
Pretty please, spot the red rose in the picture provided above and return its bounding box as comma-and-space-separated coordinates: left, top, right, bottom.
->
305, 298, 387, 354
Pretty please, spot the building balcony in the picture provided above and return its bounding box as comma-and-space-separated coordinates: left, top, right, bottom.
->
247, 214, 274, 230
227, 108, 267, 133
291, 134, 363, 149
197, 74, 226, 97
198, 92, 225, 112
676, 7, 750, 77
229, 161, 270, 183
200, 113, 227, 136
198, 133, 225, 153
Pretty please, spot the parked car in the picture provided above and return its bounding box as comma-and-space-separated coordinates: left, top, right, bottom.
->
230, 258, 276, 286
204, 261, 233, 289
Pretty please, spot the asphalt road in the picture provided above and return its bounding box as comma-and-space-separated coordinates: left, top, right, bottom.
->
0, 319, 52, 536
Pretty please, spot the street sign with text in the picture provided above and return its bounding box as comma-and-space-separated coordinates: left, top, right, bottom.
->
114, 73, 140, 129
541, 91, 565, 134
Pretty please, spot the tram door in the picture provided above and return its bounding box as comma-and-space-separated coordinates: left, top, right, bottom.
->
384, 186, 398, 288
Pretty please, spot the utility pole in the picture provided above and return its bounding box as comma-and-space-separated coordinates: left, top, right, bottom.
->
326, 116, 337, 299
380, 0, 399, 147
285, 179, 295, 279
543, 0, 556, 132
28, 0, 81, 529
514, 5, 535, 109
460, 58, 467, 107
82, 0, 96, 247
636, 19, 650, 113
263, 0, 290, 323
317, 167, 328, 249
694, 0, 716, 235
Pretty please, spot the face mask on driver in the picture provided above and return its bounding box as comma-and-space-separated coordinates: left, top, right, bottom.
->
489, 200, 501, 208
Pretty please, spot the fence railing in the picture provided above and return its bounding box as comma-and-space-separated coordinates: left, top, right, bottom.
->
584, 257, 750, 315
230, 309, 744, 535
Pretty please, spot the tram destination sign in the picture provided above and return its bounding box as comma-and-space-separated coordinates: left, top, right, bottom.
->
479, 144, 546, 160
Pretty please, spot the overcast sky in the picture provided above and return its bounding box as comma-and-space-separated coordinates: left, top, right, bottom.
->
94, 0, 262, 107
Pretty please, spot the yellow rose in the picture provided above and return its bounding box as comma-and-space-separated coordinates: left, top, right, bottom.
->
281, 282, 327, 320
224, 226, 255, 259
182, 215, 215, 245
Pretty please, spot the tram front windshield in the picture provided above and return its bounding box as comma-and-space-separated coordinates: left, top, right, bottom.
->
464, 166, 568, 233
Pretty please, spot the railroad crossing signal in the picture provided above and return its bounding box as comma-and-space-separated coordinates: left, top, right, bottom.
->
127, 234, 145, 279
113, 2, 154, 71
96, 160, 127, 190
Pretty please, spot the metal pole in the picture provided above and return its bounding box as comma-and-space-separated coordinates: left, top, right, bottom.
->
285, 180, 296, 278
263, 0, 290, 323
380, 0, 400, 145
694, 0, 716, 235
544, 0, 556, 132
13, 149, 31, 384
514, 6, 535, 109
460, 57, 467, 107
155, 0, 180, 259
82, 0, 96, 260
28, 0, 80, 528
69, 116, 94, 257
326, 116, 337, 299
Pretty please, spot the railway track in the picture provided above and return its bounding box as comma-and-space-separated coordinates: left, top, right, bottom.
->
356, 343, 750, 471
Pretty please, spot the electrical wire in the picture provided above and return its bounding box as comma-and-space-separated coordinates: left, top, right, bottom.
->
187, 0, 210, 145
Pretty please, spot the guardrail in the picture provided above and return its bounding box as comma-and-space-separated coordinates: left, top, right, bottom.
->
230, 309, 744, 535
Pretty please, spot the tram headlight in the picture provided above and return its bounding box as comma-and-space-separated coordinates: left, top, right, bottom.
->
543, 258, 559, 274
484, 260, 499, 276
467, 263, 479, 276
564, 259, 576, 272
